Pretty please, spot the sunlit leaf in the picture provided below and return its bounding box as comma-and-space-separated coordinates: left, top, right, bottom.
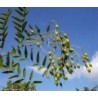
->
12, 62, 19, 68
38, 66, 44, 71
43, 69, 48, 77
29, 25, 34, 34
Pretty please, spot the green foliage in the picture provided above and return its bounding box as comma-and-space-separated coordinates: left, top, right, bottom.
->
0, 9, 11, 48
2, 80, 36, 91
13, 7, 28, 44
76, 85, 98, 91
0, 7, 93, 90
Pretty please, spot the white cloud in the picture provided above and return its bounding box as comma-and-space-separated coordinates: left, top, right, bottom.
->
84, 51, 98, 81
30, 66, 46, 75
30, 51, 98, 81
67, 51, 98, 81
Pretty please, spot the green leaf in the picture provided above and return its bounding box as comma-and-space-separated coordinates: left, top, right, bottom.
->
13, 79, 24, 84
22, 21, 27, 32
17, 46, 22, 56
39, 34, 44, 42
47, 62, 51, 69
14, 26, 21, 32
23, 68, 26, 78
46, 25, 50, 32
29, 25, 34, 33
2, 26, 7, 34
29, 71, 33, 81
42, 56, 47, 66
14, 37, 20, 43
2, 33, 8, 46
12, 16, 22, 22
24, 46, 28, 58
18, 7, 24, 12
11, 46, 16, 55
32, 63, 38, 66
0, 17, 5, 21
9, 75, 19, 79
36, 51, 40, 63
59, 82, 62, 87
0, 56, 4, 68
2, 70, 13, 74
23, 8, 28, 17
7, 9, 11, 17
16, 33, 24, 39
17, 64, 21, 75
15, 9, 23, 16
0, 42, 4, 48
33, 81, 42, 84
43, 69, 48, 77
19, 58, 26, 61
6, 53, 10, 67
38, 66, 44, 71
13, 21, 21, 28
0, 21, 4, 25
24, 29, 31, 37
12, 62, 19, 68
0, 27, 3, 30
35, 25, 40, 33
30, 48, 33, 61
13, 55, 20, 58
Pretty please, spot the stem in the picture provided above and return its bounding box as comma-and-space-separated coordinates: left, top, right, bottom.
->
40, 46, 48, 55
71, 45, 85, 53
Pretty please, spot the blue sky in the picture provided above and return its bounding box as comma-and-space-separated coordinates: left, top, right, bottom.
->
0, 7, 98, 91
